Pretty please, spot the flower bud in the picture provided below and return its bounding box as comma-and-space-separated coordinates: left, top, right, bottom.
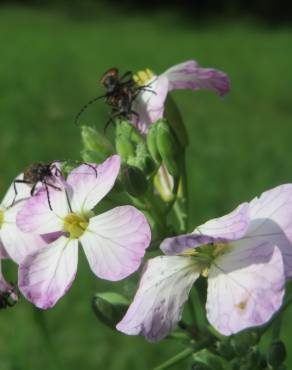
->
216, 340, 235, 360
267, 340, 286, 369
92, 292, 129, 330
146, 122, 162, 165
121, 165, 148, 197
231, 331, 259, 356
81, 126, 114, 155
156, 119, 180, 177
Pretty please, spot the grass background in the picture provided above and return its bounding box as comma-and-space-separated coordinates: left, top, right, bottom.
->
0, 4, 292, 369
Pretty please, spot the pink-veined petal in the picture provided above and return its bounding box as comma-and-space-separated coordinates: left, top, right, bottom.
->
1, 201, 47, 263
207, 242, 285, 336
80, 206, 151, 281
133, 76, 169, 133
66, 155, 120, 214
116, 255, 199, 342
247, 184, 292, 279
18, 236, 78, 309
161, 203, 250, 255
162, 60, 230, 97
1, 173, 31, 208
16, 187, 69, 234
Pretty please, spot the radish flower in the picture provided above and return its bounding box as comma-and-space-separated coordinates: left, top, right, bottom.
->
0, 176, 46, 263
17, 155, 151, 309
133, 60, 230, 133
117, 185, 292, 340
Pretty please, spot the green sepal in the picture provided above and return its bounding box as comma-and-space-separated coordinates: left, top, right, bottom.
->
121, 164, 148, 197
147, 122, 162, 165
92, 292, 129, 330
81, 125, 114, 155
156, 119, 180, 177
164, 94, 188, 147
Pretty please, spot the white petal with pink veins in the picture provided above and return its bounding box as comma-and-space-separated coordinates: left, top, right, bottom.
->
80, 206, 151, 281
162, 60, 230, 97
66, 155, 120, 214
207, 243, 285, 335
117, 255, 199, 342
16, 187, 68, 234
247, 184, 292, 279
18, 236, 78, 309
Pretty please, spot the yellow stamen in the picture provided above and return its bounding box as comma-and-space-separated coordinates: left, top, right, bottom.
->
63, 213, 89, 239
180, 248, 198, 257
0, 209, 4, 229
212, 243, 229, 257
133, 68, 155, 86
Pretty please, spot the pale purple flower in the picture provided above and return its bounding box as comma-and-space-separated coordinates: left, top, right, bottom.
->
117, 185, 292, 341
0, 175, 46, 263
16, 155, 151, 309
133, 60, 230, 133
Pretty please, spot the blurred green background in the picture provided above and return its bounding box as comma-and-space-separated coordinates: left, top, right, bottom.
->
1, 2, 292, 369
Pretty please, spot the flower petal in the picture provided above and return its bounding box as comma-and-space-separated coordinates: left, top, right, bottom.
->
132, 76, 169, 133
161, 203, 250, 255
1, 202, 47, 263
207, 242, 285, 336
66, 155, 120, 213
16, 187, 68, 234
116, 256, 199, 342
18, 236, 78, 309
162, 60, 230, 97
80, 206, 151, 281
1, 173, 31, 208
247, 184, 292, 279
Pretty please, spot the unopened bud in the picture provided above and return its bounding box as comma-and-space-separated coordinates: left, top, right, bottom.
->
267, 340, 286, 369
146, 122, 162, 165
121, 165, 148, 197
92, 292, 129, 330
81, 126, 114, 155
156, 119, 180, 177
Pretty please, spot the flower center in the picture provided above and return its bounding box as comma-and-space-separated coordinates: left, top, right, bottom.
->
133, 68, 155, 86
0, 209, 4, 229
181, 243, 230, 277
63, 213, 89, 239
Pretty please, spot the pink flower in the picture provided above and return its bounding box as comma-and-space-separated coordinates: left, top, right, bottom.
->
117, 185, 292, 341
17, 155, 151, 309
133, 60, 230, 133
0, 175, 46, 263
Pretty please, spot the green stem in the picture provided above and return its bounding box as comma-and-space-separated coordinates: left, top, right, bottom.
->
33, 308, 62, 370
272, 315, 282, 340
152, 338, 215, 370
153, 348, 193, 370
